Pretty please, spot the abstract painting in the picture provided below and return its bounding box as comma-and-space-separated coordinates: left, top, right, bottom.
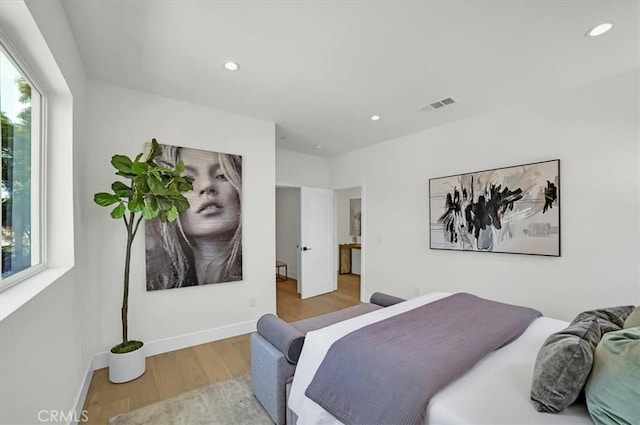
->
429, 159, 559, 256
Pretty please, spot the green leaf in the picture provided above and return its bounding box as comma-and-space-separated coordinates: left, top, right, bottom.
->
131, 161, 149, 174
145, 139, 162, 162
165, 183, 179, 197
173, 195, 190, 212
166, 205, 178, 222
157, 210, 168, 222
111, 203, 126, 219
98, 140, 193, 225
177, 179, 194, 192
94, 192, 120, 207
111, 155, 133, 174
145, 196, 158, 211
111, 181, 132, 198
142, 204, 158, 220
134, 176, 149, 193
115, 170, 137, 179
155, 196, 172, 211
128, 197, 144, 212
147, 175, 166, 195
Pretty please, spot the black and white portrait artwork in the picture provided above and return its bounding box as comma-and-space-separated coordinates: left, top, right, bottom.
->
429, 159, 559, 256
145, 143, 242, 290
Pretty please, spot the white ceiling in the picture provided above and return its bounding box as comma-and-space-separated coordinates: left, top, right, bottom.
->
61, 0, 639, 157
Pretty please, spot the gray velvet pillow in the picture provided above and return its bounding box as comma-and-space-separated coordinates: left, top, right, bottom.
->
370, 292, 405, 307
571, 305, 635, 334
256, 314, 305, 364
531, 317, 601, 413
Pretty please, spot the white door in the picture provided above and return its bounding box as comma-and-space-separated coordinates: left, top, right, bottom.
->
299, 187, 335, 299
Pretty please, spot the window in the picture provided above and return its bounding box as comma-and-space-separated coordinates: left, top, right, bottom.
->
1, 45, 44, 290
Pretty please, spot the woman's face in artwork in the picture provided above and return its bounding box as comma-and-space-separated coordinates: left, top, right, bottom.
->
178, 148, 240, 240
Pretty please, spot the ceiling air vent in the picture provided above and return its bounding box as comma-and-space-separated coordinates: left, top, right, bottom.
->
419, 96, 458, 112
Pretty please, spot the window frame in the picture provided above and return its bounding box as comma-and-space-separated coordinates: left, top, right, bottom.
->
0, 37, 47, 292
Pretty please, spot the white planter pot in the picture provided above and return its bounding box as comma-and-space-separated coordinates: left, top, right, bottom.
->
108, 344, 146, 383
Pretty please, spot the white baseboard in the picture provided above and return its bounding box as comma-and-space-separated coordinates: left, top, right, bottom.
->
145, 319, 258, 358
74, 319, 258, 422
69, 358, 94, 425
92, 319, 257, 369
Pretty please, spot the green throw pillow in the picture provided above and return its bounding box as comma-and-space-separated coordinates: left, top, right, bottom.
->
585, 326, 640, 425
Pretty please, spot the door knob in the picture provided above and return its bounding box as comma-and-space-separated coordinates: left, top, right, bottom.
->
302, 246, 312, 251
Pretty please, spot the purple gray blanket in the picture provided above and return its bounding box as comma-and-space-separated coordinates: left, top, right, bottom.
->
304, 293, 542, 425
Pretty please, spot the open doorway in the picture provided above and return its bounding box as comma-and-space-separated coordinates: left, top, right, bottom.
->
275, 186, 336, 299
275, 186, 300, 290
275, 185, 364, 316
335, 186, 362, 302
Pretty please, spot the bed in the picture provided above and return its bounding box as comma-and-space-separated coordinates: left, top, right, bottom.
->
288, 292, 593, 425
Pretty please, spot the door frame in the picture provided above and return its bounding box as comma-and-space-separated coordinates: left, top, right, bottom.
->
332, 182, 366, 302
275, 182, 366, 302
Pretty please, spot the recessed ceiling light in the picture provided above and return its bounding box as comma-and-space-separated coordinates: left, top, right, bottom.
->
370, 115, 381, 121
224, 61, 240, 71
586, 22, 613, 37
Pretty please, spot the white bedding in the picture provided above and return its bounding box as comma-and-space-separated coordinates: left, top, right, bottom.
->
288, 292, 593, 425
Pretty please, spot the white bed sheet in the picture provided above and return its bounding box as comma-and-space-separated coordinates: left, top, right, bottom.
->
288, 292, 593, 425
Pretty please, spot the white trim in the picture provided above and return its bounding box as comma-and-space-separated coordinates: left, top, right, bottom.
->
0, 37, 47, 292
70, 359, 94, 425
360, 181, 366, 302
0, 0, 75, 320
362, 291, 374, 304
0, 266, 70, 321
91, 319, 258, 369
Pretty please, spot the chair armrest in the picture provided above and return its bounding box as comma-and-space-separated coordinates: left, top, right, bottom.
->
370, 292, 406, 307
251, 333, 297, 425
256, 314, 305, 363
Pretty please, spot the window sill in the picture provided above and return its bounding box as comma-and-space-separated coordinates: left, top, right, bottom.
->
0, 267, 72, 321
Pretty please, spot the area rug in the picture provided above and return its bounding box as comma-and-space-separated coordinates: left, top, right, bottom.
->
109, 374, 272, 425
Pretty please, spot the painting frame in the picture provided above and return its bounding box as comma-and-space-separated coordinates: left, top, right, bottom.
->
429, 159, 560, 257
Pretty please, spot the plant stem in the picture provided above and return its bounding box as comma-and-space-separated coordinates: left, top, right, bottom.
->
132, 215, 144, 240
122, 211, 136, 345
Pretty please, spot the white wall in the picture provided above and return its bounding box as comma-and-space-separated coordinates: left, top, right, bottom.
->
275, 149, 330, 281
0, 1, 88, 424
276, 149, 330, 188
84, 80, 276, 356
336, 187, 362, 244
276, 188, 300, 279
330, 70, 640, 321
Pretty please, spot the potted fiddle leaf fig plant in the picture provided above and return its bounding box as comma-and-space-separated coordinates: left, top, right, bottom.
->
94, 139, 193, 383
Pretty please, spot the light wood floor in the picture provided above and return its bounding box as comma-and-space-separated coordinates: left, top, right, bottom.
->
82, 274, 361, 424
